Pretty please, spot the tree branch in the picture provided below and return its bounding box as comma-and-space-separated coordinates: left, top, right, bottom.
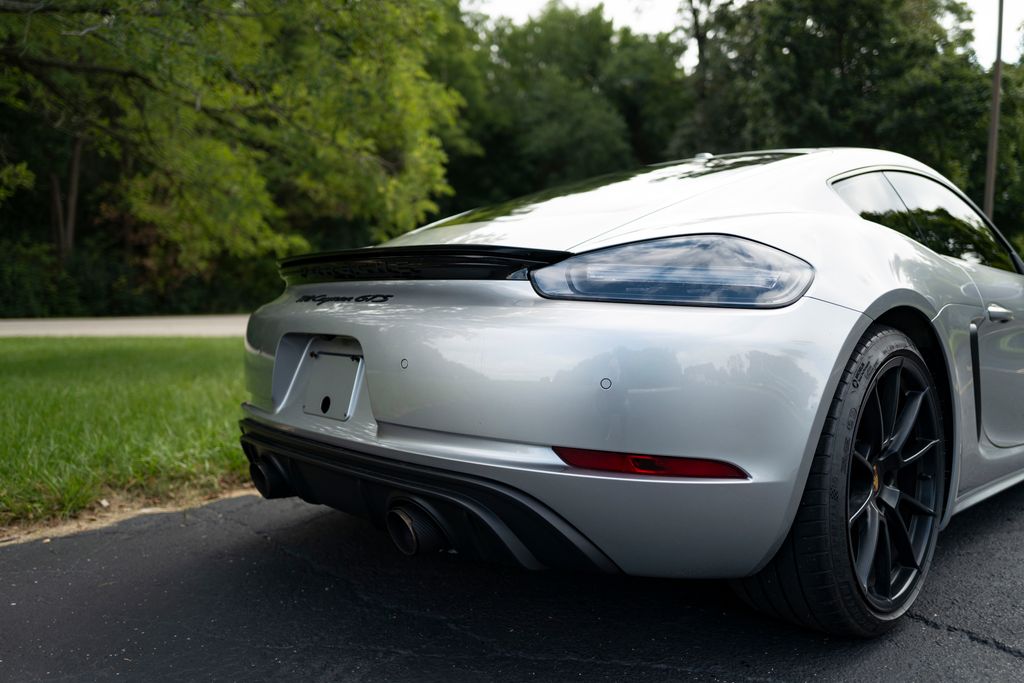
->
61, 21, 106, 37
0, 50, 157, 88
0, 1, 114, 14
0, 1, 262, 17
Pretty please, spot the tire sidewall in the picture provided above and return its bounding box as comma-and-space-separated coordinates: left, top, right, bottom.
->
824, 328, 945, 633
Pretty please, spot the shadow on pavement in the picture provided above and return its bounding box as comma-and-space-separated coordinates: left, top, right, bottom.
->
2, 483, 1023, 680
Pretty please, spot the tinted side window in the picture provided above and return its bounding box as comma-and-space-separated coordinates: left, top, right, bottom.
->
884, 172, 1015, 272
833, 173, 920, 239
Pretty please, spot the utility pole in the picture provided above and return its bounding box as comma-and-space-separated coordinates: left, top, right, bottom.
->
983, 0, 1005, 220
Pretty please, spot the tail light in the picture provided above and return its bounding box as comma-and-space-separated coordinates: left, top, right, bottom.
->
554, 447, 748, 479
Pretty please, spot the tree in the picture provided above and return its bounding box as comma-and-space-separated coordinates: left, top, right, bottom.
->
671, 1, 1001, 192
599, 28, 691, 164
3, 0, 1023, 316
435, 1, 688, 212
988, 60, 1024, 243
0, 0, 462, 273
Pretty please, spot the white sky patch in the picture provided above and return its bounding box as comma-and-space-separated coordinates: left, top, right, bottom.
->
472, 0, 1024, 69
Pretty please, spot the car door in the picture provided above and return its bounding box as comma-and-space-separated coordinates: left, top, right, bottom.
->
884, 172, 1024, 458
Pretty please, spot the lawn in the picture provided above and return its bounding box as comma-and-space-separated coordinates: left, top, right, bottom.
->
0, 337, 248, 526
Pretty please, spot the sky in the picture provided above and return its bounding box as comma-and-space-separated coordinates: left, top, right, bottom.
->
474, 0, 1024, 69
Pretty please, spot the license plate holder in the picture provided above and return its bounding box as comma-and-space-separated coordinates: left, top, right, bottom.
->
302, 351, 363, 422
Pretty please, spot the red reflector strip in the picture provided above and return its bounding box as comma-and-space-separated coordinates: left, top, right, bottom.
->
553, 447, 748, 479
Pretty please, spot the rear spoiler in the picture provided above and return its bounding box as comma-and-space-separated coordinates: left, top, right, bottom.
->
279, 245, 571, 285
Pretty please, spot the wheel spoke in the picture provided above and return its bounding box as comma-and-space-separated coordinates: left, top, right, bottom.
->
881, 360, 903, 441
901, 438, 939, 468
888, 388, 927, 456
849, 495, 872, 525
886, 509, 920, 570
855, 504, 881, 589
874, 517, 894, 598
899, 491, 936, 518
873, 386, 886, 441
853, 448, 873, 474
877, 483, 901, 511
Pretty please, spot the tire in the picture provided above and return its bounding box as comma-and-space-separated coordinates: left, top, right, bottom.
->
733, 324, 947, 637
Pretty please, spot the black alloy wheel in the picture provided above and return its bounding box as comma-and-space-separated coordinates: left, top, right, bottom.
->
734, 325, 947, 636
847, 355, 943, 611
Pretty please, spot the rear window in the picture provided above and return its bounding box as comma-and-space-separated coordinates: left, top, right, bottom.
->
883, 172, 1016, 273
834, 171, 1017, 273
833, 173, 918, 239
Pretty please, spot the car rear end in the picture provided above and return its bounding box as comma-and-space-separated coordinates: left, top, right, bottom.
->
241, 243, 868, 578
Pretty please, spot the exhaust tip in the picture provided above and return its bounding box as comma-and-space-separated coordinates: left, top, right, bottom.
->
249, 455, 295, 500
386, 504, 446, 556
249, 460, 269, 497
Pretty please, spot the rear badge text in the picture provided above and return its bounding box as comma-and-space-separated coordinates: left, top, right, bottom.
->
296, 294, 394, 305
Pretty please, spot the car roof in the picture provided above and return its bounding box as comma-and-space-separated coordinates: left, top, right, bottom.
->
384, 148, 939, 252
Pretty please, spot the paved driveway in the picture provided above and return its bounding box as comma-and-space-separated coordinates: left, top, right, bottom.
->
0, 315, 248, 337
2, 484, 1023, 681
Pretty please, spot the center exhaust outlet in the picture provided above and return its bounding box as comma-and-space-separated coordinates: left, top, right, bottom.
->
385, 504, 447, 556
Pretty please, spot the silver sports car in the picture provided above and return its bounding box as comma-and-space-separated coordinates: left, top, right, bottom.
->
239, 148, 1024, 636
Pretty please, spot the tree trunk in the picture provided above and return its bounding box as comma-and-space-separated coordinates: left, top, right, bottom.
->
64, 135, 83, 257
49, 135, 84, 264
688, 0, 708, 103
50, 172, 66, 259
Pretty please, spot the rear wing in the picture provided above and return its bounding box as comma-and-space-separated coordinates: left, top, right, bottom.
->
279, 245, 570, 285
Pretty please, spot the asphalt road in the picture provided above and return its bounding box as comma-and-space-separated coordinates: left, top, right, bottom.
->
2, 486, 1023, 682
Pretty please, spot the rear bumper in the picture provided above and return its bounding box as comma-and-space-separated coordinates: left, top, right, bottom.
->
240, 418, 619, 573
243, 281, 871, 577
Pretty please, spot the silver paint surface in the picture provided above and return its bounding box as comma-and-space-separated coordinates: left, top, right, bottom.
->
244, 148, 1024, 577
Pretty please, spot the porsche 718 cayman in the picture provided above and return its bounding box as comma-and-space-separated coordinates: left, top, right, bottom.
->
239, 148, 1024, 636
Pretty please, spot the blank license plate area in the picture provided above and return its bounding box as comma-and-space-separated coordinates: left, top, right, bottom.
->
302, 351, 363, 422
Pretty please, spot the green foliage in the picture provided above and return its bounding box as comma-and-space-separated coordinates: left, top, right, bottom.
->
2, 0, 1024, 317
991, 62, 1024, 238
0, 239, 67, 316
600, 30, 691, 164
0, 0, 461, 274
675, 0, 980, 151
668, 0, 1023, 244
436, 2, 687, 211
0, 160, 33, 204
0, 338, 247, 524
0, 236, 283, 317
120, 137, 291, 274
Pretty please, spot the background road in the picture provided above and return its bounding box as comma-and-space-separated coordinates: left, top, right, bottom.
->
2, 485, 1023, 681
0, 315, 248, 337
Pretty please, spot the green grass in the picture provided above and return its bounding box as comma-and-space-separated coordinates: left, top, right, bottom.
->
0, 337, 248, 525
